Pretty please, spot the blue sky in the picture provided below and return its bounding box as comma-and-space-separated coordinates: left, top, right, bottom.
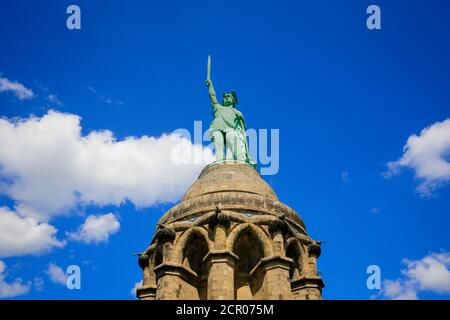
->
0, 0, 449, 300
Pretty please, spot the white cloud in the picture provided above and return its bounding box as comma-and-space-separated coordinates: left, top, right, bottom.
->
385, 119, 450, 196
0, 206, 65, 258
130, 280, 142, 296
0, 76, 34, 100
46, 94, 62, 106
46, 263, 67, 286
381, 279, 418, 300
0, 260, 31, 298
380, 252, 450, 300
0, 110, 214, 222
67, 213, 120, 244
402, 252, 450, 293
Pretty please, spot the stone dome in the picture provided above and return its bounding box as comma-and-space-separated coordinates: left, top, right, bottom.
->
157, 162, 306, 229
183, 162, 278, 201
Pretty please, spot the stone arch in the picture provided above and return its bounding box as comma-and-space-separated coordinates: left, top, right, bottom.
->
174, 227, 211, 300
227, 223, 273, 257
183, 235, 208, 275
286, 238, 306, 280
173, 227, 213, 265
227, 223, 272, 300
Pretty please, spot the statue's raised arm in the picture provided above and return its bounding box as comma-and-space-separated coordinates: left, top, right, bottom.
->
205, 79, 219, 106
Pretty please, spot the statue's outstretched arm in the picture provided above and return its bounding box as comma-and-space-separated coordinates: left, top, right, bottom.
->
205, 80, 219, 106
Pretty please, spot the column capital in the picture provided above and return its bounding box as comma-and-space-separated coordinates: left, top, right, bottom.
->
155, 227, 176, 244
209, 211, 231, 229
137, 253, 149, 269
268, 218, 288, 236
250, 254, 293, 277
153, 262, 198, 286
307, 243, 321, 258
203, 249, 238, 268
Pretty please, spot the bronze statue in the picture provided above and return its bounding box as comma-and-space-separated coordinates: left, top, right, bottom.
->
205, 55, 252, 165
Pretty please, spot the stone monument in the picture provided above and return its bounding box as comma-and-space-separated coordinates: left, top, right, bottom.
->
135, 56, 324, 300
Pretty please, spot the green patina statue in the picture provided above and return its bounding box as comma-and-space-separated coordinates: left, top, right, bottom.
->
205, 55, 253, 165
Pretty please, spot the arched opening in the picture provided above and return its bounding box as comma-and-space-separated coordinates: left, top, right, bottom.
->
286, 241, 303, 281
182, 232, 209, 299
232, 227, 265, 299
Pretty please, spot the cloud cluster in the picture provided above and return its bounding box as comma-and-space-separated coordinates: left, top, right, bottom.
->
0, 110, 214, 257
0, 260, 31, 298
381, 252, 450, 300
0, 76, 34, 100
386, 119, 450, 196
67, 213, 120, 244
0, 207, 65, 258
0, 110, 214, 222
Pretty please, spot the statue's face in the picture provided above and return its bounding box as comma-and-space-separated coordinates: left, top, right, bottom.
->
223, 94, 234, 107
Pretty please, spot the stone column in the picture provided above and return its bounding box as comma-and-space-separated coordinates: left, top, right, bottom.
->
211, 211, 229, 250
205, 210, 237, 299
306, 242, 321, 277
262, 219, 292, 299
269, 219, 288, 255
291, 242, 324, 299
136, 253, 157, 300
153, 227, 180, 300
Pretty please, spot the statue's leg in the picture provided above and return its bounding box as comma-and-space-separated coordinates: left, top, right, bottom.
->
225, 130, 240, 161
236, 136, 246, 162
211, 130, 225, 161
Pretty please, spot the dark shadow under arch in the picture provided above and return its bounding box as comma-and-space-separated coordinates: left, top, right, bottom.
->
232, 226, 265, 299
182, 232, 209, 300
286, 240, 303, 280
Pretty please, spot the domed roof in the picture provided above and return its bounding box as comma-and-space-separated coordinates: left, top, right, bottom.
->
157, 161, 305, 229
183, 162, 278, 201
